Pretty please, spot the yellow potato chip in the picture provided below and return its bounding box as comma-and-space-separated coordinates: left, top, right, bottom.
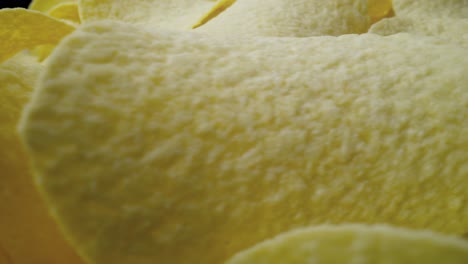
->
196, 0, 370, 37
0, 8, 75, 63
31, 45, 59, 63
192, 0, 236, 29
370, 17, 468, 47
226, 225, 468, 264
368, 0, 394, 23
21, 21, 468, 264
80, 0, 219, 29
48, 2, 81, 24
29, 2, 81, 62
392, 0, 468, 18
29, 0, 77, 12
0, 53, 84, 264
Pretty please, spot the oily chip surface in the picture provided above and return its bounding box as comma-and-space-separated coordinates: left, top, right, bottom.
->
20, 21, 468, 264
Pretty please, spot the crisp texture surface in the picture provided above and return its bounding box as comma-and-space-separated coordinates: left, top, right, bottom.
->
80, 0, 219, 30
370, 0, 467, 46
20, 21, 468, 264
226, 225, 468, 264
370, 17, 468, 47
0, 53, 84, 264
197, 0, 370, 37
0, 8, 75, 63
392, 0, 468, 18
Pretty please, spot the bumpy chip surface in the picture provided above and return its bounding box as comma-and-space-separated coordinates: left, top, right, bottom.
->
80, 0, 219, 29
370, 1, 468, 47
226, 225, 468, 264
370, 17, 468, 47
21, 22, 468, 264
392, 0, 468, 18
196, 0, 370, 37
0, 53, 84, 264
0, 8, 75, 63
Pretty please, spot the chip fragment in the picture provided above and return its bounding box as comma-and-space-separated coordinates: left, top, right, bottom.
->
0, 8, 75, 63
226, 225, 468, 264
20, 21, 468, 264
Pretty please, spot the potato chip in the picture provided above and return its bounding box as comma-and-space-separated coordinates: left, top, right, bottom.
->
80, 0, 219, 29
31, 45, 59, 63
29, 2, 81, 62
370, 17, 468, 47
392, 0, 468, 18
20, 21, 468, 264
226, 225, 468, 264
368, 0, 394, 23
48, 2, 81, 24
192, 0, 236, 29
29, 0, 77, 12
196, 0, 370, 37
0, 53, 84, 264
0, 8, 75, 63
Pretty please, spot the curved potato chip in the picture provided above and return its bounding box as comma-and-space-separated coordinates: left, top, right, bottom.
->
21, 21, 468, 264
0, 53, 84, 264
29, 0, 77, 12
0, 8, 75, 63
370, 17, 468, 47
196, 0, 370, 37
392, 0, 468, 18
79, 0, 219, 29
226, 225, 468, 264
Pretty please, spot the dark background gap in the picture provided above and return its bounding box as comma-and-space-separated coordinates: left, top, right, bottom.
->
0, 1, 32, 9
